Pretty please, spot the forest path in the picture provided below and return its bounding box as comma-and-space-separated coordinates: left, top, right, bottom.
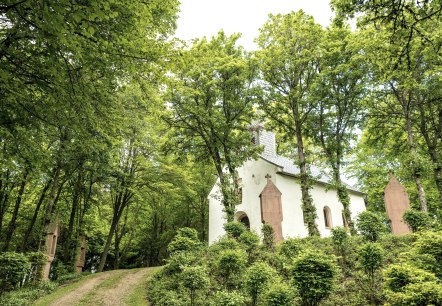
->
33, 267, 160, 306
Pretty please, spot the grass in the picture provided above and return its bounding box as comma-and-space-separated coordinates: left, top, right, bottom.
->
33, 272, 101, 306
125, 267, 162, 305
76, 270, 128, 305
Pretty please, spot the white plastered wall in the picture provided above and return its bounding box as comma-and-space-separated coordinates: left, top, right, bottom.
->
208, 158, 366, 244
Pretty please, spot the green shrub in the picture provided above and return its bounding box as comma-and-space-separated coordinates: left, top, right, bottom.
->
356, 211, 387, 242
262, 283, 294, 306
214, 249, 247, 289
412, 231, 442, 278
238, 230, 259, 251
385, 281, 442, 306
402, 209, 431, 232
0, 280, 57, 306
0, 252, 31, 292
176, 227, 200, 241
181, 266, 209, 306
278, 238, 302, 259
224, 222, 247, 238
262, 224, 275, 251
358, 243, 383, 278
291, 250, 338, 306
26, 252, 47, 284
211, 290, 246, 306
384, 263, 438, 292
244, 261, 277, 306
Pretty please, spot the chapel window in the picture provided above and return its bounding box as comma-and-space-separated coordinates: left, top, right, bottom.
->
323, 206, 332, 229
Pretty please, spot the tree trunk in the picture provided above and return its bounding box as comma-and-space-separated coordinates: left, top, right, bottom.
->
405, 113, 428, 212
3, 170, 28, 251
39, 161, 62, 252
21, 179, 51, 251
333, 167, 356, 235
294, 105, 319, 236
97, 188, 131, 272
0, 170, 13, 233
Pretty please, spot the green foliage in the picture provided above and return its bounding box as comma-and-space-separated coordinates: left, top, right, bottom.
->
278, 238, 302, 259
0, 252, 31, 292
224, 222, 247, 239
356, 211, 387, 242
214, 249, 247, 289
291, 250, 338, 306
384, 263, 442, 306
238, 230, 260, 262
244, 261, 277, 305
211, 290, 246, 306
385, 281, 442, 306
411, 231, 442, 278
26, 252, 48, 284
262, 224, 275, 251
176, 228, 200, 241
167, 228, 202, 255
358, 243, 383, 278
180, 266, 209, 306
384, 263, 438, 293
331, 227, 349, 248
262, 283, 294, 306
0, 281, 57, 306
402, 210, 431, 232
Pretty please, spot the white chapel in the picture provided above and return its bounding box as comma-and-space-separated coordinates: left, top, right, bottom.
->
208, 129, 366, 244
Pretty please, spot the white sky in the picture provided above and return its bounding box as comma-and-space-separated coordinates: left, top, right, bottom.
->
175, 0, 334, 50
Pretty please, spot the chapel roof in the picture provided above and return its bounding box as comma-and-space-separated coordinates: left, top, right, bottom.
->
254, 129, 363, 194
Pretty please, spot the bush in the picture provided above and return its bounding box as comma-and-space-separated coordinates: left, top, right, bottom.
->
384, 263, 438, 292
385, 281, 442, 306
262, 283, 294, 306
0, 280, 57, 306
412, 231, 442, 278
238, 230, 259, 251
244, 261, 277, 305
214, 249, 247, 289
224, 222, 247, 238
180, 266, 209, 306
291, 250, 338, 306
278, 238, 302, 259
26, 252, 47, 284
176, 227, 200, 241
211, 290, 246, 306
0, 252, 31, 293
358, 243, 383, 278
356, 211, 386, 242
402, 209, 431, 232
262, 224, 275, 251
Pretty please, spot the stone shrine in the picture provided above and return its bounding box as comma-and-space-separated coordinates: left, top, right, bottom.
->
384, 174, 411, 235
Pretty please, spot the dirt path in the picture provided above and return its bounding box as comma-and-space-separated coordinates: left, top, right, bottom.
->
83, 268, 152, 306
34, 268, 157, 306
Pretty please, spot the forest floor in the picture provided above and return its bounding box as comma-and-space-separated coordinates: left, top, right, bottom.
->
33, 267, 160, 306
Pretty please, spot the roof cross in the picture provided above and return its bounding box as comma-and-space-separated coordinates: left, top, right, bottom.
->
265, 174, 272, 182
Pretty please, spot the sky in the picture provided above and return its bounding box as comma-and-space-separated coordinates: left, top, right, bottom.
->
174, 0, 334, 50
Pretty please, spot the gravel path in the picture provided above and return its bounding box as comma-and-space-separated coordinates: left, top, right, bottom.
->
34, 268, 155, 306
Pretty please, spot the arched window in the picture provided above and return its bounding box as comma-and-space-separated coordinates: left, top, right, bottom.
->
240, 215, 250, 229
235, 211, 250, 229
323, 206, 332, 229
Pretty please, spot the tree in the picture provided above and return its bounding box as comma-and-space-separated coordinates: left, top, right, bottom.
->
166, 31, 260, 221
256, 11, 324, 236
291, 250, 338, 306
309, 24, 368, 234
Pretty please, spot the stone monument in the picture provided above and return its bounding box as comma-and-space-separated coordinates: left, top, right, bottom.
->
75, 236, 86, 273
260, 174, 283, 242
384, 174, 411, 235
43, 222, 59, 279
